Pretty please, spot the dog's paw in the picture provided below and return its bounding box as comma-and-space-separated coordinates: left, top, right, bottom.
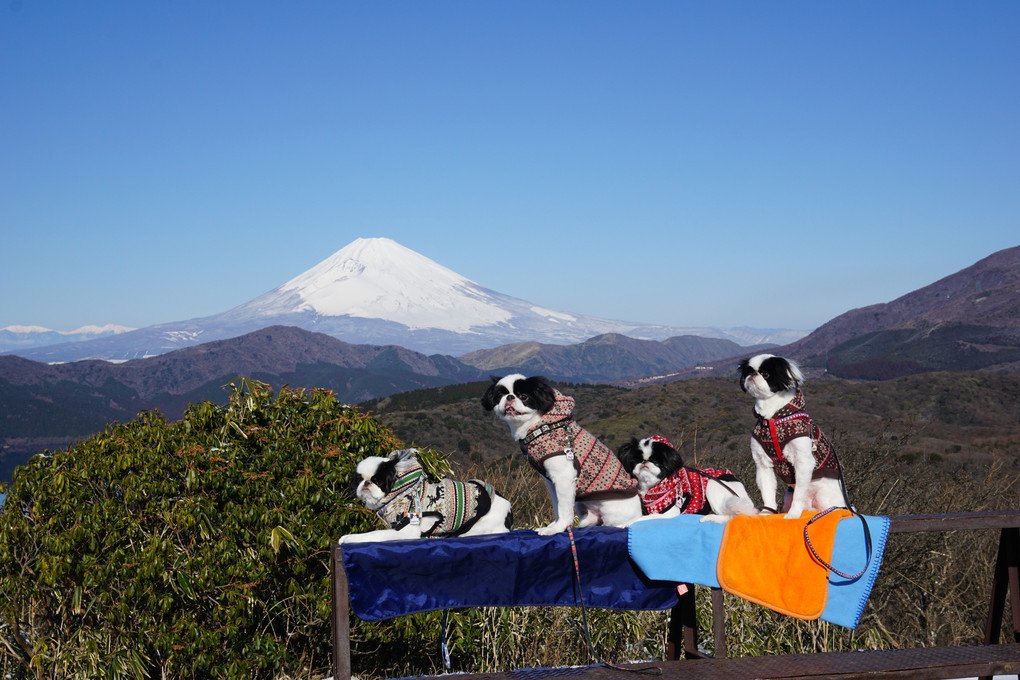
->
699, 514, 730, 524
537, 522, 569, 536
784, 509, 805, 520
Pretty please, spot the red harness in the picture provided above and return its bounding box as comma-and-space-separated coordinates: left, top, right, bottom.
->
767, 412, 809, 461
752, 391, 839, 485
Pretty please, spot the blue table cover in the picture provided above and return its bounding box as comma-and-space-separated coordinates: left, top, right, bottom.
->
340, 527, 681, 621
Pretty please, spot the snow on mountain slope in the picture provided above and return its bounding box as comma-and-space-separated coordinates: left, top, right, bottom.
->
238, 238, 513, 331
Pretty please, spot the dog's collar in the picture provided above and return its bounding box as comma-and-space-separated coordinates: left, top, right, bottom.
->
754, 390, 807, 421
519, 418, 572, 449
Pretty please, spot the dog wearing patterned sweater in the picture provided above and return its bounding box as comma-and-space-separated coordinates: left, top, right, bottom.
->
616, 435, 756, 524
739, 354, 846, 519
482, 374, 641, 535
340, 448, 513, 543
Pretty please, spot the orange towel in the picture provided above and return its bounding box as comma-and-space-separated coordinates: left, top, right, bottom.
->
717, 510, 850, 619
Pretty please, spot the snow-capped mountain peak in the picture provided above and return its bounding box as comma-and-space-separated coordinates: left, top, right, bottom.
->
262, 237, 511, 331
7, 237, 804, 362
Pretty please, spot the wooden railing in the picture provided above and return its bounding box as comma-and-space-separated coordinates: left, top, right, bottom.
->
331, 510, 1020, 680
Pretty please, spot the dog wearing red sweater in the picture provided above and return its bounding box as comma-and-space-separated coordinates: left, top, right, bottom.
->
739, 354, 845, 519
616, 435, 755, 524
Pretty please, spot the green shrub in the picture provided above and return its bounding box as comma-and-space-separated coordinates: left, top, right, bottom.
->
0, 378, 442, 679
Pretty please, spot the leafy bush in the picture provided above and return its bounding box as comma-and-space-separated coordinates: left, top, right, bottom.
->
0, 379, 435, 679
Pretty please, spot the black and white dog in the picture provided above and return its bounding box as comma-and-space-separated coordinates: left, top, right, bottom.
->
339, 448, 513, 543
616, 435, 756, 523
481, 374, 642, 535
738, 354, 845, 519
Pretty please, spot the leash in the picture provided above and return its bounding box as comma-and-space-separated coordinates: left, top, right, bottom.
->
756, 399, 874, 579
802, 428, 874, 581
803, 506, 871, 580
440, 609, 452, 671
567, 528, 663, 676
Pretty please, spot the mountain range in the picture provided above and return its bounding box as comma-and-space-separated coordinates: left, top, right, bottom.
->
3, 241, 1019, 484
0, 324, 134, 352
459, 333, 772, 383
786, 245, 1020, 378
2, 238, 803, 362
618, 244, 1020, 385
0, 326, 758, 482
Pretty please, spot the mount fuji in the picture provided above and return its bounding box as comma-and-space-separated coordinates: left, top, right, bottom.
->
10, 238, 800, 363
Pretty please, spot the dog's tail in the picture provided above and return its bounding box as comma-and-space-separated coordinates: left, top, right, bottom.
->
723, 493, 757, 518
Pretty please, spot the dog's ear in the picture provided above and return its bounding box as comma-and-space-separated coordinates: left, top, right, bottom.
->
760, 356, 802, 392
614, 438, 641, 472
373, 457, 399, 493
521, 375, 557, 414
737, 359, 752, 392
480, 376, 504, 411
781, 357, 805, 390
659, 441, 685, 473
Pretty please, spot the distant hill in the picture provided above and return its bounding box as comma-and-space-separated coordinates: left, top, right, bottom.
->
784, 245, 1020, 378
0, 326, 775, 483
458, 333, 774, 382
618, 245, 1020, 384
0, 324, 133, 353
0, 325, 486, 482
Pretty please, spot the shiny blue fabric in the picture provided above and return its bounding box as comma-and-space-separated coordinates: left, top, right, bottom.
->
340, 527, 680, 621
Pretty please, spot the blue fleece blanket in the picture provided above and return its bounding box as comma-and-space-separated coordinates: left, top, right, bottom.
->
340, 527, 680, 621
627, 513, 889, 629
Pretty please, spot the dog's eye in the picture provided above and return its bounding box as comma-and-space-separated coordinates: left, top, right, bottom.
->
759, 371, 770, 380
518, 394, 531, 405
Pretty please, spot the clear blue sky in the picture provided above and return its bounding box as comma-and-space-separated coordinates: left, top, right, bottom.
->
2, 1, 1018, 334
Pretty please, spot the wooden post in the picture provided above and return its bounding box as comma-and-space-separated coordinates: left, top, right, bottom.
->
984, 527, 1020, 645
712, 587, 727, 658
331, 543, 351, 680
666, 584, 701, 660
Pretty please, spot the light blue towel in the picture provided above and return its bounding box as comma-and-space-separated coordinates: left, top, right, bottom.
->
627, 513, 889, 630
628, 515, 724, 588
821, 514, 890, 629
